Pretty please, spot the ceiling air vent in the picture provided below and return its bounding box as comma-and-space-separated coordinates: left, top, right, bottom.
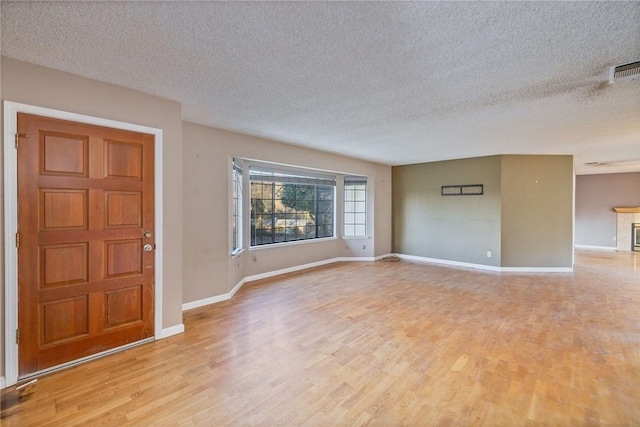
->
609, 61, 640, 84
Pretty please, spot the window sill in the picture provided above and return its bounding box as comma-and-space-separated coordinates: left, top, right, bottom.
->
231, 248, 245, 258
250, 236, 337, 251
342, 236, 371, 240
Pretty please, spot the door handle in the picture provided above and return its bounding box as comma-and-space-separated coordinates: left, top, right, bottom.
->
143, 244, 153, 252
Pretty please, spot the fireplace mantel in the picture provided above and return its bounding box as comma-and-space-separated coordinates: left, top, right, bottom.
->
613, 207, 640, 213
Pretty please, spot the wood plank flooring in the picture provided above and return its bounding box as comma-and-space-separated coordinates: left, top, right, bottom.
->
2, 250, 639, 426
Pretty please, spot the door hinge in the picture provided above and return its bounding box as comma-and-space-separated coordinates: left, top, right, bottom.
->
16, 232, 20, 248
15, 133, 28, 149
16, 329, 19, 344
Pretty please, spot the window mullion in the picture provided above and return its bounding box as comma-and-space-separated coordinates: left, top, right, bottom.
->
314, 185, 319, 238
271, 183, 275, 244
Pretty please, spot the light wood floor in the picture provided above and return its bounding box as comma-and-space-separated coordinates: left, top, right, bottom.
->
2, 250, 639, 426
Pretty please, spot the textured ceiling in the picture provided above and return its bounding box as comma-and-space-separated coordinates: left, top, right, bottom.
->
2, 1, 639, 174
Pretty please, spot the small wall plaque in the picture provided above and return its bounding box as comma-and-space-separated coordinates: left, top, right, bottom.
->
441, 184, 484, 196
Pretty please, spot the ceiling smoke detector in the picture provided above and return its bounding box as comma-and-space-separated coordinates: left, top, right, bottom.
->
609, 61, 640, 84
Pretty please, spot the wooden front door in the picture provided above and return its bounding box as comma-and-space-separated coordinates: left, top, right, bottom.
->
17, 113, 155, 377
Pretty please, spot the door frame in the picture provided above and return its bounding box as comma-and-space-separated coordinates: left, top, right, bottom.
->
3, 101, 164, 388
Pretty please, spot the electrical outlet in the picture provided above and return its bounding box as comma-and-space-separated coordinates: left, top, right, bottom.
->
252, 255, 257, 262
487, 251, 492, 258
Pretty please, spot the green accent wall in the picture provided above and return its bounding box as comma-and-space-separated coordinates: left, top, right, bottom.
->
392, 155, 573, 268
393, 156, 502, 266
501, 155, 574, 267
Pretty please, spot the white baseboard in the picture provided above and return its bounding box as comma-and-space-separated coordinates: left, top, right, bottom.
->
575, 244, 617, 251
243, 255, 394, 282
229, 278, 246, 298
182, 277, 249, 312
394, 253, 573, 273
182, 294, 231, 311
182, 255, 395, 312
394, 253, 502, 272
158, 324, 185, 339
243, 257, 340, 282
337, 253, 395, 262
499, 266, 573, 273
183, 260, 338, 312
182, 252, 575, 314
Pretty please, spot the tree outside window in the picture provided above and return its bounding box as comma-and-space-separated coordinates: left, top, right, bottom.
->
250, 169, 335, 246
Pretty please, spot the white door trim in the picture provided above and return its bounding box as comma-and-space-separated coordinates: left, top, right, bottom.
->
3, 101, 165, 387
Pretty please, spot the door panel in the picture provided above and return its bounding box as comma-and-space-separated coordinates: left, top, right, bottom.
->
105, 140, 143, 179
17, 113, 155, 377
41, 132, 88, 176
40, 189, 88, 229
105, 191, 142, 228
41, 297, 89, 344
40, 243, 89, 287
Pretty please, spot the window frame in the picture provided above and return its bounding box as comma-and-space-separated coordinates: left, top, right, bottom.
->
231, 159, 243, 255
249, 166, 336, 247
343, 176, 367, 238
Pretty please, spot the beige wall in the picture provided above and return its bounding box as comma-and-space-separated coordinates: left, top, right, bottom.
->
182, 122, 392, 304
501, 155, 574, 267
392, 156, 502, 266
575, 173, 640, 248
1, 57, 185, 379
393, 154, 574, 268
